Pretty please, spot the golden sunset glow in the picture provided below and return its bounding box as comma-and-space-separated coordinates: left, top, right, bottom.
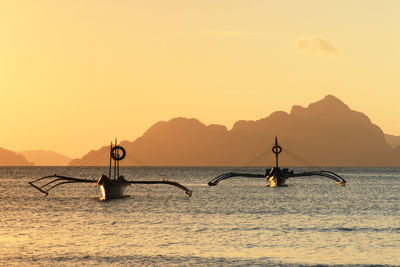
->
1, 1, 400, 157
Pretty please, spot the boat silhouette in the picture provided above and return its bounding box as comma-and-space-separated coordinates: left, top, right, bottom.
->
29, 140, 192, 200
208, 137, 346, 187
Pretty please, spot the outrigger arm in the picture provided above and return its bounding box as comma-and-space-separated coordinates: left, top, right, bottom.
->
208, 172, 265, 186
127, 180, 193, 197
285, 170, 346, 186
29, 174, 95, 196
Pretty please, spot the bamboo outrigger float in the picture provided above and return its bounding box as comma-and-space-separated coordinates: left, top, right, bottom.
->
29, 141, 192, 200
208, 137, 346, 187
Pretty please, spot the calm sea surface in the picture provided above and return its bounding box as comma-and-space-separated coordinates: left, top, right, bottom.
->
1, 167, 399, 266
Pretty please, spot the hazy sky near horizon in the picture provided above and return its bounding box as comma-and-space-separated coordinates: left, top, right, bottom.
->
1, 1, 400, 158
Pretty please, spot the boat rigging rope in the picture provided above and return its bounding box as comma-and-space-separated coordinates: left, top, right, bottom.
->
241, 148, 273, 167
282, 148, 321, 171
128, 154, 148, 167
70, 145, 149, 167
69, 147, 109, 166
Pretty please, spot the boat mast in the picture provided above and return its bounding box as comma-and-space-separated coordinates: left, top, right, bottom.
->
109, 142, 112, 179
272, 136, 282, 168
116, 138, 119, 179
114, 138, 117, 179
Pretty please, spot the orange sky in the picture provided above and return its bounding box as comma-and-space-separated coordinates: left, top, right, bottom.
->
1, 1, 400, 158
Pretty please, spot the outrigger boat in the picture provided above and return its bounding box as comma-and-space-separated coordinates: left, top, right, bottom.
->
29, 142, 192, 200
208, 137, 346, 187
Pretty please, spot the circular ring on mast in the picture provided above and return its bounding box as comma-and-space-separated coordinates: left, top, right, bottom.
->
272, 145, 282, 154
111, 146, 126, 161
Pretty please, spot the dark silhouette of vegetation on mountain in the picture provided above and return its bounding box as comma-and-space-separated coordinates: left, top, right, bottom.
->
18, 150, 72, 166
0, 148, 34, 166
70, 95, 400, 167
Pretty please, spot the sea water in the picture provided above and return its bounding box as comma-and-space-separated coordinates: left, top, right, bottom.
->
0, 167, 399, 266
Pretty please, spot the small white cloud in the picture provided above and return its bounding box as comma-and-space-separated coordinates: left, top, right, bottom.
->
296, 36, 337, 56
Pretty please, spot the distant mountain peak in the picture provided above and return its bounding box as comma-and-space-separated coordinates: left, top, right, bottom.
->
309, 94, 349, 110
145, 117, 205, 133
323, 94, 343, 102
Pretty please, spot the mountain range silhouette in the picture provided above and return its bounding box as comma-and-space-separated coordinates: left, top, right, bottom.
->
1, 95, 399, 166
68, 95, 400, 167
0, 148, 34, 166
18, 150, 72, 166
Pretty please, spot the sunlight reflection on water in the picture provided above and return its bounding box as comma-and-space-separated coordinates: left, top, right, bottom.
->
0, 167, 399, 266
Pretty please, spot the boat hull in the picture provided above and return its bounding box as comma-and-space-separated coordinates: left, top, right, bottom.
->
268, 175, 286, 187
97, 175, 130, 200
266, 167, 288, 187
